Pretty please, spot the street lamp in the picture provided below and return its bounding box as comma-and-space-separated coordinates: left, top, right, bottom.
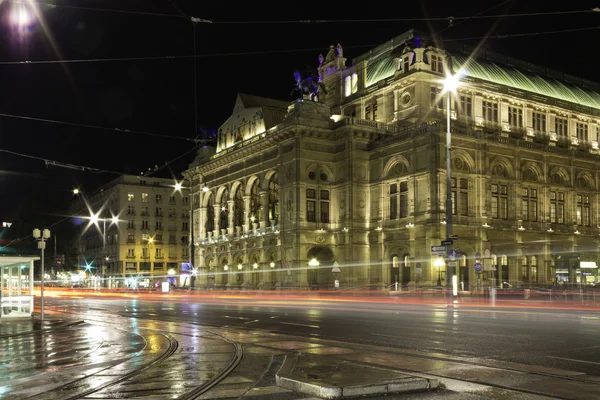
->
442, 71, 462, 293
177, 173, 207, 290
442, 72, 461, 240
32, 228, 50, 321
88, 213, 119, 287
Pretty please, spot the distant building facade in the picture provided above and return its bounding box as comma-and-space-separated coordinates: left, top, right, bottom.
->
185, 29, 600, 290
70, 175, 191, 287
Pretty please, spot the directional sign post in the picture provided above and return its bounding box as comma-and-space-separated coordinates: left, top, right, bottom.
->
448, 249, 457, 261
431, 245, 446, 256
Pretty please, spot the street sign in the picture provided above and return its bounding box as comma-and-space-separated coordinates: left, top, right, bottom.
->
431, 245, 446, 255
441, 239, 453, 246
448, 249, 457, 261
474, 262, 483, 272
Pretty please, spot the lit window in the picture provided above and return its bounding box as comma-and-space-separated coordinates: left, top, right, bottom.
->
128, 193, 135, 202
344, 72, 358, 97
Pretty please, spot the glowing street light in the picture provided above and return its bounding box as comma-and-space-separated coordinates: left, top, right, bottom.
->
32, 228, 50, 321
441, 71, 462, 296
10, 2, 34, 28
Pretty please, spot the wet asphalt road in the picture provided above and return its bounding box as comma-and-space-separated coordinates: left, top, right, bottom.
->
42, 294, 600, 378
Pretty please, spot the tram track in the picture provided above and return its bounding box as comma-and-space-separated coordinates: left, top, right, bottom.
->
11, 306, 245, 400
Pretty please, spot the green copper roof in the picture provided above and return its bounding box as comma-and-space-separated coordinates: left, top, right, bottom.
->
453, 54, 600, 110
365, 47, 403, 87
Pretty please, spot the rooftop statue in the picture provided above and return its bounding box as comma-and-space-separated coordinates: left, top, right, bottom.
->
291, 66, 327, 102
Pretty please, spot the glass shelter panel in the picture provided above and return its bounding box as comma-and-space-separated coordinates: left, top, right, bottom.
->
1, 259, 35, 319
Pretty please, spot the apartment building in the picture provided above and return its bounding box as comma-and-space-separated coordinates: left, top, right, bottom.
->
70, 175, 191, 287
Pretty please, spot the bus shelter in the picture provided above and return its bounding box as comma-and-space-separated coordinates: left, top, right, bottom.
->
1, 256, 38, 320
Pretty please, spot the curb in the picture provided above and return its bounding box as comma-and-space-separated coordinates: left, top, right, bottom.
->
275, 355, 439, 399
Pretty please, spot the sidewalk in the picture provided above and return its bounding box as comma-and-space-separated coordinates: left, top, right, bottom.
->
0, 316, 438, 400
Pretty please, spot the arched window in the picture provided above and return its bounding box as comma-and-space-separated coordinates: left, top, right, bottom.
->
268, 173, 279, 223
206, 194, 215, 233
220, 189, 229, 230
233, 186, 243, 227
250, 179, 260, 223
392, 256, 399, 268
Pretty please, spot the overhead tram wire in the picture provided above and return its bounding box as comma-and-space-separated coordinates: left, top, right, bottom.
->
0, 25, 598, 67
21, 1, 598, 23
163, 0, 201, 137
0, 111, 197, 142
0, 138, 209, 249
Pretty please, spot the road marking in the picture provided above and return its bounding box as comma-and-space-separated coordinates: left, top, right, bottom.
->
371, 332, 415, 341
280, 322, 320, 329
547, 356, 600, 366
270, 316, 280, 319
244, 319, 259, 325
224, 316, 251, 320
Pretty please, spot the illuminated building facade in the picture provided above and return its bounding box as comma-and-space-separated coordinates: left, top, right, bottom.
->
69, 175, 191, 287
187, 30, 600, 290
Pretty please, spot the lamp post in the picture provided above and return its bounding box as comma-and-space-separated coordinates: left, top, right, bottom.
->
89, 214, 119, 287
442, 72, 461, 293
33, 228, 50, 321
177, 174, 207, 290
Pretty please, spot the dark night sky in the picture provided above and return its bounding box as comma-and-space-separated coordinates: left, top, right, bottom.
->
1, 0, 599, 250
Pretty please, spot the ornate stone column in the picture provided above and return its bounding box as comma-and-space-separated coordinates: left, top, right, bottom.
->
259, 190, 268, 231
243, 195, 251, 234
199, 206, 207, 241
228, 200, 235, 236
213, 204, 220, 239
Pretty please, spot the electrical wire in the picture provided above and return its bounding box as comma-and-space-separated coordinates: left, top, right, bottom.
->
210, 9, 597, 24
0, 111, 197, 142
0, 139, 203, 249
21, 1, 597, 23
0, 148, 125, 175
443, 26, 600, 41
436, 0, 515, 35
1, 24, 597, 67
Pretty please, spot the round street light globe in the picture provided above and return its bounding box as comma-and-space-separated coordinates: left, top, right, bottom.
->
443, 72, 461, 93
10, 4, 33, 27
174, 182, 183, 191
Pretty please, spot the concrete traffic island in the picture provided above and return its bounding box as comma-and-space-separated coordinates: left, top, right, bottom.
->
276, 354, 439, 399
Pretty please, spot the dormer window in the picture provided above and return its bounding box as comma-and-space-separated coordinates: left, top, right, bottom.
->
431, 54, 444, 74
344, 73, 358, 97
